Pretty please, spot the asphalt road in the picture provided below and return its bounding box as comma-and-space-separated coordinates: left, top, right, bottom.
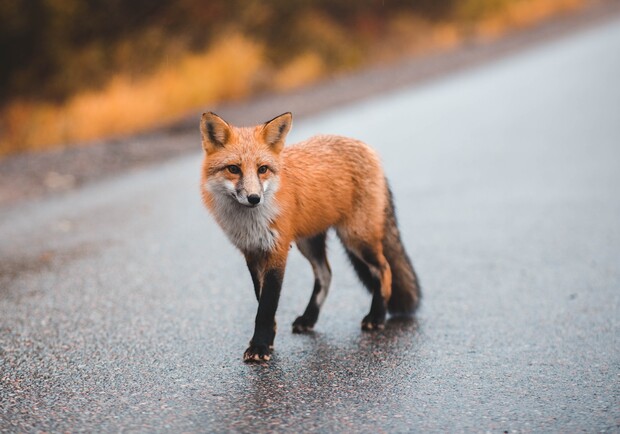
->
1, 16, 619, 433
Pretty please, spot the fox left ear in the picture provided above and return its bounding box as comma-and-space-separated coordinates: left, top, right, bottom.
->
201, 112, 231, 154
261, 112, 292, 153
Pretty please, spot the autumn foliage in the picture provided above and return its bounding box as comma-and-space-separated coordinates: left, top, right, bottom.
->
0, 0, 587, 156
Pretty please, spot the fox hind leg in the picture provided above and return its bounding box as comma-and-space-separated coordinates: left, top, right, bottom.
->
292, 232, 332, 333
340, 233, 392, 331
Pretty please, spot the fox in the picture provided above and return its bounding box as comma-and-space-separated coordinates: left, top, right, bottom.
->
199, 112, 420, 362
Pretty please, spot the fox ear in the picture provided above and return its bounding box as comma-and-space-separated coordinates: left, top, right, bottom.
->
201, 112, 231, 153
261, 112, 292, 153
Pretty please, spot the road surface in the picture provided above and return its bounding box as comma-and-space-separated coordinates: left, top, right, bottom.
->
1, 16, 619, 433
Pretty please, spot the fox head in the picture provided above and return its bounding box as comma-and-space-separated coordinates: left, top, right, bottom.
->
200, 112, 292, 208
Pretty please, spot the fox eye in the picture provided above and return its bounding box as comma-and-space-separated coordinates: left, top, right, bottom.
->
227, 165, 241, 174
258, 165, 268, 174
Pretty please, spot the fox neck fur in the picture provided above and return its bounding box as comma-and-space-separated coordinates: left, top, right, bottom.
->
204, 176, 281, 252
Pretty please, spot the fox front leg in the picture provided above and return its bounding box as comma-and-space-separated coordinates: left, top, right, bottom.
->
242, 235, 289, 363
243, 266, 285, 362
245, 255, 264, 302
244, 255, 277, 358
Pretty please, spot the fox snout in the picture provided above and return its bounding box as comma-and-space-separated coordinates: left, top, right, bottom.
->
236, 189, 263, 207
235, 175, 264, 207
247, 194, 261, 205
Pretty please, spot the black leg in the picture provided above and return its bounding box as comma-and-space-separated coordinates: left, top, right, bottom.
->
293, 233, 331, 333
344, 246, 388, 331
344, 249, 375, 293
246, 258, 262, 302
292, 278, 321, 333
362, 284, 387, 331
244, 267, 284, 362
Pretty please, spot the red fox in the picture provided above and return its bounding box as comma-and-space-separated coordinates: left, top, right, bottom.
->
200, 112, 420, 362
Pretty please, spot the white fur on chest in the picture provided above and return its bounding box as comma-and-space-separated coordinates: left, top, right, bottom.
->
207, 183, 280, 252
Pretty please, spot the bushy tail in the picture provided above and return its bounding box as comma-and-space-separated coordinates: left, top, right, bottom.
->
383, 184, 421, 315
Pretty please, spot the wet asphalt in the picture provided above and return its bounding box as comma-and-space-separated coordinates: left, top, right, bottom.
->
1, 17, 620, 433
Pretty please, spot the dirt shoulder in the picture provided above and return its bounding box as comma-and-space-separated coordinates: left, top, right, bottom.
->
1, 1, 619, 209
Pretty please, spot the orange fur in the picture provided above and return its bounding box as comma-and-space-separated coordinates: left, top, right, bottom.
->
199, 112, 419, 362
200, 116, 388, 271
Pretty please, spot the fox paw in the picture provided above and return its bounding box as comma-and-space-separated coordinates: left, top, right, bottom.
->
243, 344, 271, 363
292, 316, 315, 333
361, 314, 385, 331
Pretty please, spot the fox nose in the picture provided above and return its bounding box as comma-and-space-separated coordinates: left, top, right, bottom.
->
248, 194, 261, 205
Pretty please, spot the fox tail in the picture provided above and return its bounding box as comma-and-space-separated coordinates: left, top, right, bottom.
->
383, 184, 421, 315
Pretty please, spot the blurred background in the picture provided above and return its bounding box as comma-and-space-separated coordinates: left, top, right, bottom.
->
0, 0, 590, 157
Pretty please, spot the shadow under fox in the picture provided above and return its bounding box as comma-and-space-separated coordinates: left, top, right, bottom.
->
200, 112, 420, 362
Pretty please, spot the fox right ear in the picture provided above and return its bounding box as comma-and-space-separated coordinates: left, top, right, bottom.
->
200, 112, 231, 153
261, 112, 292, 153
